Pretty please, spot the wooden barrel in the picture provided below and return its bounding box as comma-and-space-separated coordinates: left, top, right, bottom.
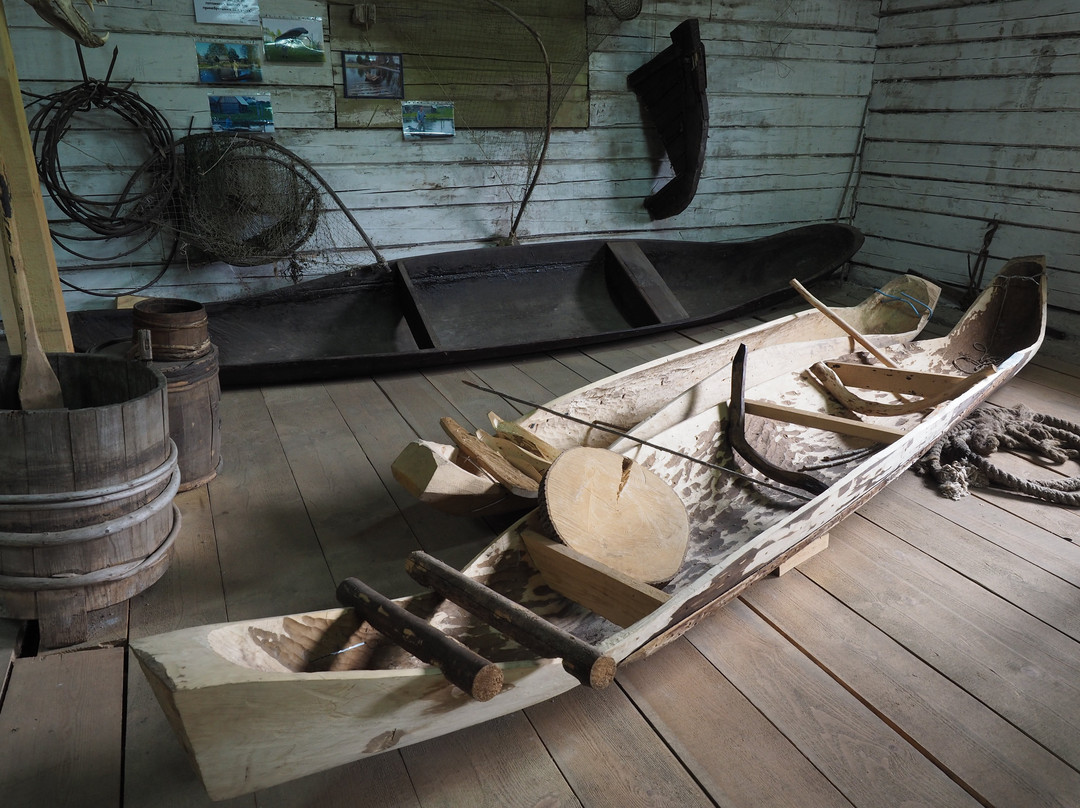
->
93, 341, 222, 491
132, 297, 210, 360
158, 345, 222, 491
0, 353, 180, 648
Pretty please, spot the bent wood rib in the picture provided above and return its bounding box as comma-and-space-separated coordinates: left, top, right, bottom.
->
405, 551, 616, 689
336, 577, 504, 700
809, 362, 996, 417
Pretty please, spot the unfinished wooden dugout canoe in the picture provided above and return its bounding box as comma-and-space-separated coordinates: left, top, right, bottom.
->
392, 271, 942, 514
67, 223, 863, 387
130, 256, 1046, 801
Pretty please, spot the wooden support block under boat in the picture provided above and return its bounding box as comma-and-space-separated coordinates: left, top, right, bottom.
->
773, 533, 829, 577
744, 399, 907, 444
440, 417, 539, 498
605, 240, 690, 324
335, 577, 504, 701
520, 526, 670, 628
538, 447, 689, 584
404, 551, 616, 689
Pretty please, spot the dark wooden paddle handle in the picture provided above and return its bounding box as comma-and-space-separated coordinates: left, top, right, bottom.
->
405, 551, 617, 689
336, 577, 503, 701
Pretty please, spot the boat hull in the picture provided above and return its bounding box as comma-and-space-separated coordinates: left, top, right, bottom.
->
131, 257, 1047, 801
69, 224, 863, 386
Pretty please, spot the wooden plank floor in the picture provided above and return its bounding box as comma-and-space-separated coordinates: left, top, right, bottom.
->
2, 281, 1080, 807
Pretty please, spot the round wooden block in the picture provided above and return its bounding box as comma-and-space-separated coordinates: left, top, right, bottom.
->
539, 447, 689, 584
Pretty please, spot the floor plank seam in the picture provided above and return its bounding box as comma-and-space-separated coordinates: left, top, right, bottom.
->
851, 509, 1080, 646
736, 587, 997, 808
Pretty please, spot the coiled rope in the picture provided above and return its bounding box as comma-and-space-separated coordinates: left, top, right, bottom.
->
916, 403, 1080, 506
24, 45, 180, 296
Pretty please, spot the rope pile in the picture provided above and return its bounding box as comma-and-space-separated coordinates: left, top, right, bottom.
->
916, 403, 1080, 505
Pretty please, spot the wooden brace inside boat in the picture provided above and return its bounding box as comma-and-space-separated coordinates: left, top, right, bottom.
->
809, 361, 997, 417
520, 525, 670, 628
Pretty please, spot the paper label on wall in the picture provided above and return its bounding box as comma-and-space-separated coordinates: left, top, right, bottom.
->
194, 0, 260, 27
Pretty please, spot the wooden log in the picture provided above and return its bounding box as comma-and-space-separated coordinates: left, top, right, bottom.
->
439, 416, 540, 498
405, 551, 616, 689
336, 577, 503, 701
538, 447, 688, 584
520, 526, 670, 628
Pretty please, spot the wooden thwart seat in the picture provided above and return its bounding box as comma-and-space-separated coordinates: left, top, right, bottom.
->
394, 260, 441, 350
605, 241, 689, 324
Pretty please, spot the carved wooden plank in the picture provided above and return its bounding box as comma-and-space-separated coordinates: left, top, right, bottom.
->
520, 527, 669, 627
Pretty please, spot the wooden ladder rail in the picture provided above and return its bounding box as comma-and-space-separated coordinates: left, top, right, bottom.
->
406, 551, 616, 689
336, 576, 504, 701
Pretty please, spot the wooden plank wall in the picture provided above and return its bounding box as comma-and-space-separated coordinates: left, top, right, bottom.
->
851, 0, 1080, 312
0, 0, 879, 312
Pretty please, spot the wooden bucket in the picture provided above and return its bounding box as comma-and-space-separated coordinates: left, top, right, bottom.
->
0, 353, 180, 648
132, 297, 211, 360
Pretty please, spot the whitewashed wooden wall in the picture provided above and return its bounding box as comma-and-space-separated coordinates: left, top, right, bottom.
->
851, 0, 1080, 314
2, 0, 880, 312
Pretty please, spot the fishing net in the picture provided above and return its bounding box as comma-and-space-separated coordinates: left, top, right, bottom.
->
167, 133, 383, 277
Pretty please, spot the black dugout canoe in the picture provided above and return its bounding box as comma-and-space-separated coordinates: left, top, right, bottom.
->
68, 223, 864, 387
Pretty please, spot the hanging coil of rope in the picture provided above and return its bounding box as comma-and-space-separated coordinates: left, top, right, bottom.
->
26, 46, 178, 249
916, 403, 1080, 506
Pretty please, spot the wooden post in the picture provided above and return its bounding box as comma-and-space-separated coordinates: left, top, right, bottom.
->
336, 577, 504, 701
0, 3, 72, 353
405, 551, 616, 689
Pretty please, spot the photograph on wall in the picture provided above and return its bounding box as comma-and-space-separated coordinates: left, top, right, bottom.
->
194, 0, 260, 26
197, 42, 263, 84
208, 94, 275, 132
342, 52, 404, 99
402, 101, 454, 140
262, 16, 324, 62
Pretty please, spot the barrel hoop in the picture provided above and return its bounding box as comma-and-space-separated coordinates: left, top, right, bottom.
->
0, 464, 180, 547
0, 441, 179, 510
0, 506, 180, 590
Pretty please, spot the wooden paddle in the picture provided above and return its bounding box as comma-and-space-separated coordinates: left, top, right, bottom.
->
790, 278, 900, 369
0, 162, 63, 410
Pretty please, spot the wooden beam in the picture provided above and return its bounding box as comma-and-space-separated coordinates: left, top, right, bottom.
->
744, 399, 906, 444
520, 526, 670, 628
0, 2, 72, 353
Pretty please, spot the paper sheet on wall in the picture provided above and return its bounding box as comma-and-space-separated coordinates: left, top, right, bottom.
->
194, 0, 260, 27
